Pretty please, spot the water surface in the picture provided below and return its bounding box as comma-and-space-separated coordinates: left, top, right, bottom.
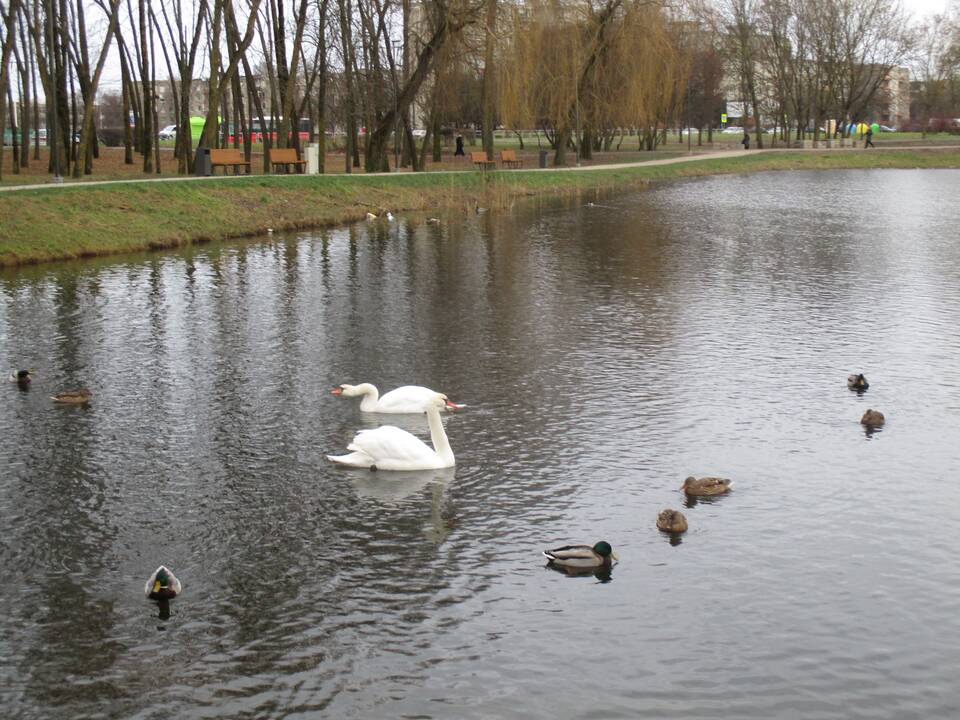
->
2, 169, 959, 719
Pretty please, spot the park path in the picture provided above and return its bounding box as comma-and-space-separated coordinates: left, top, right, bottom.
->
1, 144, 958, 194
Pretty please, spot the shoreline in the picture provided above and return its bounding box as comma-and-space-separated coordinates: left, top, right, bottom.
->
1, 147, 958, 269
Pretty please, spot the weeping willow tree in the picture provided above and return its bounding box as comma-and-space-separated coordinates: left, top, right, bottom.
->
498, 0, 691, 164
498, 0, 579, 165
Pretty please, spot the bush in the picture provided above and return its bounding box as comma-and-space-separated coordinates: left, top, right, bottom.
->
99, 127, 126, 147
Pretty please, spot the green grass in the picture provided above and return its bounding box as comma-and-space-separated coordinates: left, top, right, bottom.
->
1, 147, 958, 268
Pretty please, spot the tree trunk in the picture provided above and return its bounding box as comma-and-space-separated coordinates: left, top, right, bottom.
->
138, 0, 152, 171
363, 7, 468, 173
72, 0, 121, 178
553, 127, 570, 166
480, 0, 496, 160
0, 0, 20, 181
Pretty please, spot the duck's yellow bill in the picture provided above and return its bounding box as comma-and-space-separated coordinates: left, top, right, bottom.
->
153, 580, 161, 593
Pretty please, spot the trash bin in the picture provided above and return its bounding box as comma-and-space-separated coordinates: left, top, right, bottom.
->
538, 150, 548, 169
194, 147, 211, 176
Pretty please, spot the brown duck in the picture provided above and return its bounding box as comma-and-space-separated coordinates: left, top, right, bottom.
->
681, 476, 732, 496
657, 509, 688, 533
860, 409, 885, 426
51, 388, 92, 404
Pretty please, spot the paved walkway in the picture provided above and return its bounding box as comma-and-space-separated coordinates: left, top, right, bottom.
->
2, 144, 958, 193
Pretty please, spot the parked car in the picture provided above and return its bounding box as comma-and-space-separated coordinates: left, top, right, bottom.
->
720, 126, 744, 134
879, 125, 896, 133
158, 124, 177, 140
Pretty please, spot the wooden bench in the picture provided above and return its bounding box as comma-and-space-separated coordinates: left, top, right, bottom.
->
471, 150, 496, 171
210, 148, 251, 175
270, 147, 307, 174
500, 149, 523, 168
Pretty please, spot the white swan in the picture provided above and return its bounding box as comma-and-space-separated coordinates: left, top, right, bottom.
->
332, 382, 464, 414
327, 393, 456, 471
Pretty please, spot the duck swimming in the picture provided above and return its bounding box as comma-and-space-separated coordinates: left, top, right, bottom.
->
144, 565, 182, 601
681, 476, 732, 496
543, 541, 618, 569
9, 370, 32, 387
656, 509, 688, 534
51, 388, 92, 404
847, 373, 869, 390
861, 409, 885, 427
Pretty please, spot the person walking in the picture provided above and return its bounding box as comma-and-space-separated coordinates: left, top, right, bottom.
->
454, 134, 465, 156
864, 126, 875, 148
742, 131, 750, 150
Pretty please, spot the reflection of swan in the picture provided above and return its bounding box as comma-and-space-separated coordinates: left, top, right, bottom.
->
351, 468, 456, 546
327, 393, 456, 470
350, 466, 454, 502
332, 383, 464, 413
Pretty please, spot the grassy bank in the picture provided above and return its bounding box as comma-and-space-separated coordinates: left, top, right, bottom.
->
1, 148, 958, 268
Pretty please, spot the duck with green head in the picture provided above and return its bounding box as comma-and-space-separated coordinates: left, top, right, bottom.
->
543, 541, 618, 569
9, 370, 32, 388
847, 373, 869, 391
144, 565, 182, 601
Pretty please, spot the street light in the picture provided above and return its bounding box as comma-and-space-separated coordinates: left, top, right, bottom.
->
393, 40, 401, 172
46, 2, 61, 182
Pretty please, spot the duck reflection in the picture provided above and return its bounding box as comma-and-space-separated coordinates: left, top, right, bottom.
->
156, 597, 172, 621
683, 493, 729, 510
545, 562, 614, 583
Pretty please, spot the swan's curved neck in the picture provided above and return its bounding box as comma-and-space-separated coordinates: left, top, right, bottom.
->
353, 383, 380, 411
426, 405, 455, 466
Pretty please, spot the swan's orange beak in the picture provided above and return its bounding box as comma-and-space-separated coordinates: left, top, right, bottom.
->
445, 400, 464, 410
331, 387, 343, 396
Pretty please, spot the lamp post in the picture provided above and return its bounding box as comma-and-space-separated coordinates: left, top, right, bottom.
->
46, 0, 61, 182
393, 40, 401, 172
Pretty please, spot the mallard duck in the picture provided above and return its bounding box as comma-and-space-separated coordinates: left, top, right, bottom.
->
543, 541, 618, 569
847, 373, 869, 390
386, 211, 395, 222
657, 509, 688, 534
144, 565, 182, 601
9, 369, 32, 385
681, 476, 732, 496
861, 409, 885, 426
51, 388, 92, 404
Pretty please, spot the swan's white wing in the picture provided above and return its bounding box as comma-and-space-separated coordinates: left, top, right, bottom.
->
327, 450, 377, 468
375, 385, 437, 413
349, 426, 439, 469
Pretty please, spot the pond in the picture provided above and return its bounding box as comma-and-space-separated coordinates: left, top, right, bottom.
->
1, 169, 959, 719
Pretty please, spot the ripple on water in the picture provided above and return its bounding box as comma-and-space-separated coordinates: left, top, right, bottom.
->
2, 170, 960, 719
